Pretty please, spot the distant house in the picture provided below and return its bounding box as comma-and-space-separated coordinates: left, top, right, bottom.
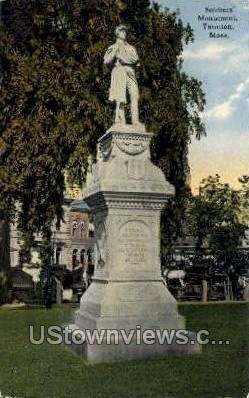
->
9, 191, 95, 289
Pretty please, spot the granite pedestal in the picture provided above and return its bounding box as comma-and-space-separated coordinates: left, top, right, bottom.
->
64, 124, 201, 362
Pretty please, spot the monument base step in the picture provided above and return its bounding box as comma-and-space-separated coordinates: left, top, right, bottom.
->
62, 323, 201, 363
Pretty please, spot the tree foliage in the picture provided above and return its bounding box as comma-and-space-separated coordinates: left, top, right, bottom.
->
187, 175, 248, 271
0, 0, 206, 263
239, 175, 249, 225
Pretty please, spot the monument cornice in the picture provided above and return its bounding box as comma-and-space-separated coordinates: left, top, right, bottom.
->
84, 190, 170, 212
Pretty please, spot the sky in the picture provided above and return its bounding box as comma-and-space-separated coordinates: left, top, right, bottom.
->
159, 0, 249, 192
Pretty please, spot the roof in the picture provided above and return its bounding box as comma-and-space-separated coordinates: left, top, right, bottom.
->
70, 200, 91, 213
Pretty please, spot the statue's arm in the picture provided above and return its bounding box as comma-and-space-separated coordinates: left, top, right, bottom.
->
117, 44, 139, 65
103, 45, 117, 64
129, 46, 139, 64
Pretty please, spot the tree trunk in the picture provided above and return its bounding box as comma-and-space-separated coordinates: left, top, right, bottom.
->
0, 217, 11, 304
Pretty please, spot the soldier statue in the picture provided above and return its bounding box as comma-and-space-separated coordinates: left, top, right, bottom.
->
104, 24, 143, 127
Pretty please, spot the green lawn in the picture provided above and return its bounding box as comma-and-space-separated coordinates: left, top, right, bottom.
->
0, 302, 248, 398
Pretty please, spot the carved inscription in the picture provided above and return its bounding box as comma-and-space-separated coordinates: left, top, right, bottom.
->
118, 221, 150, 266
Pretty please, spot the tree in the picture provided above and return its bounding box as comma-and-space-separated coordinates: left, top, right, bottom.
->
0, 0, 206, 273
188, 175, 248, 274
239, 175, 249, 226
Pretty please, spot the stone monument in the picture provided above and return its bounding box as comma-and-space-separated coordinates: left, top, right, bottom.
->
64, 25, 200, 362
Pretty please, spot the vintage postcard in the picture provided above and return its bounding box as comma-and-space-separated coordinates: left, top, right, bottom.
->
0, 0, 248, 397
